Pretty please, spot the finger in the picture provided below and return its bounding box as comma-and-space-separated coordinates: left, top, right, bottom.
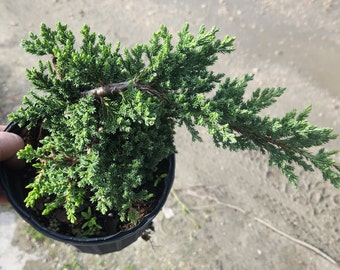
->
0, 126, 11, 204
0, 132, 25, 167
0, 186, 9, 205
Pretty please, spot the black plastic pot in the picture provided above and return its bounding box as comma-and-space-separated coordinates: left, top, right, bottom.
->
0, 122, 175, 254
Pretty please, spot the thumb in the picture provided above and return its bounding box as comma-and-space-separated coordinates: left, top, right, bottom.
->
0, 132, 25, 168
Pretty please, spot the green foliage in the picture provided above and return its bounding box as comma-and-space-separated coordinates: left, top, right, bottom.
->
9, 22, 340, 236
80, 207, 102, 237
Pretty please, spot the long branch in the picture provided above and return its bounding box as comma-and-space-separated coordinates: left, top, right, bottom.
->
229, 124, 289, 150
80, 80, 165, 99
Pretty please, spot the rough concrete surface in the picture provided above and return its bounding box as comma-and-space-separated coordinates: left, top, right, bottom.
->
0, 1, 339, 269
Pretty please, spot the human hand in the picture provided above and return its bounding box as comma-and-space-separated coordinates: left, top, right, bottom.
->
0, 125, 25, 204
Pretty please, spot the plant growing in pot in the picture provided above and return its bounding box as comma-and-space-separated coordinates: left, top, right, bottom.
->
1, 22, 339, 254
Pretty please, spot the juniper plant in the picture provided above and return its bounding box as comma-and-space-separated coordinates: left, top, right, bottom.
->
8, 23, 340, 236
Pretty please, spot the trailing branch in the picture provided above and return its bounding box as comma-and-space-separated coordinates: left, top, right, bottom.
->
80, 80, 165, 99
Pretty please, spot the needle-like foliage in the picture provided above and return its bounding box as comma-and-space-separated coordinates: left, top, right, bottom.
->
8, 23, 340, 236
